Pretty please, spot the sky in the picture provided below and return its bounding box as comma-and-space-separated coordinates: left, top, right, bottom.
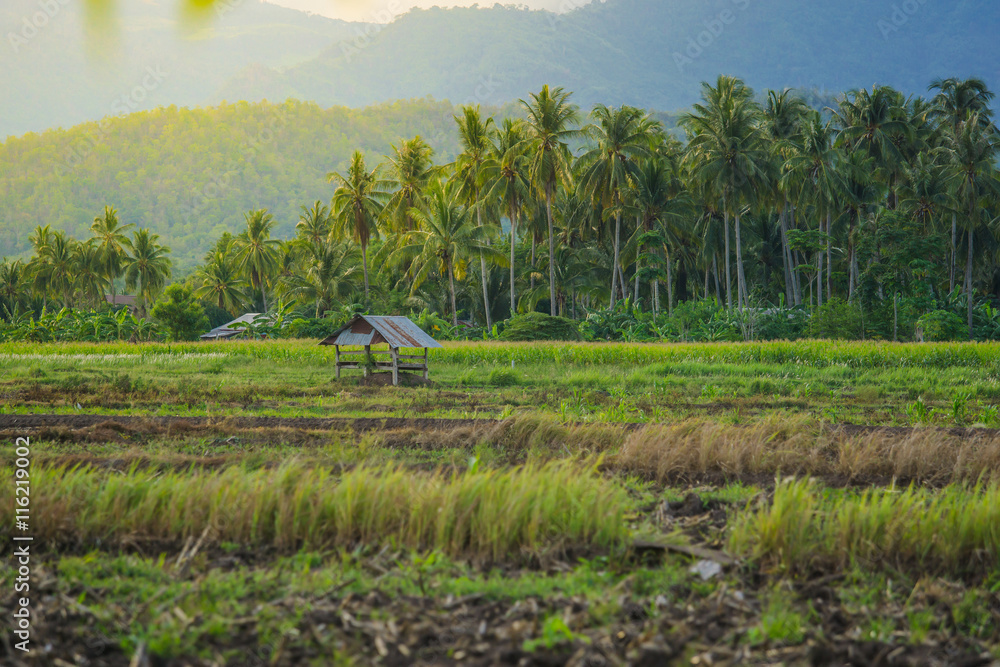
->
263, 0, 592, 22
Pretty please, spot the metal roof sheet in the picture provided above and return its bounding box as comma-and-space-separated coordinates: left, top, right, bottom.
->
320, 315, 442, 349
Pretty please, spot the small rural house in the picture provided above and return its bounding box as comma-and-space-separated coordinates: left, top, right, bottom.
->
319, 315, 442, 386
105, 294, 139, 314
200, 313, 261, 341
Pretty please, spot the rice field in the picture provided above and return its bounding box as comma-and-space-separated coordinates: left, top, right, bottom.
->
1, 339, 998, 665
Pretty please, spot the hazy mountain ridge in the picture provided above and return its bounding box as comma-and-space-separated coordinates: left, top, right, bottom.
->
0, 0, 362, 137
217, 0, 999, 112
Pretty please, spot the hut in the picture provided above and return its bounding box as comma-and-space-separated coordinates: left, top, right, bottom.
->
319, 315, 442, 386
201, 313, 261, 341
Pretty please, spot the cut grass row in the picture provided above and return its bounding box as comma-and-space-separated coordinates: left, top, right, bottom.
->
5, 457, 1000, 580
0, 460, 628, 562
733, 478, 1000, 578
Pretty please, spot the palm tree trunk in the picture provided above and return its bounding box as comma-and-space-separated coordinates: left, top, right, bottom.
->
950, 213, 957, 293
530, 237, 536, 293
666, 250, 674, 316
734, 212, 748, 310
713, 254, 721, 303
779, 207, 793, 305
545, 184, 557, 317
652, 279, 659, 315
510, 208, 518, 315
634, 260, 640, 304
448, 260, 458, 328
361, 243, 370, 303
475, 188, 492, 330
826, 212, 833, 300
967, 222, 974, 340
789, 206, 802, 305
816, 214, 823, 308
610, 210, 621, 308
723, 208, 732, 311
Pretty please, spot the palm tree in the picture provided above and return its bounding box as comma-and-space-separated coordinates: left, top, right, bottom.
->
296, 201, 332, 248
124, 229, 171, 314
763, 89, 810, 304
194, 240, 250, 314
90, 205, 134, 305
576, 104, 654, 307
235, 209, 281, 312
330, 151, 388, 303
945, 114, 1000, 338
783, 113, 842, 306
380, 136, 436, 233
73, 241, 110, 308
929, 78, 996, 290
483, 118, 532, 314
520, 85, 580, 316
629, 154, 689, 314
453, 106, 497, 329
0, 260, 26, 313
36, 231, 78, 307
389, 180, 505, 326
833, 85, 912, 209
286, 240, 363, 317
682, 75, 769, 310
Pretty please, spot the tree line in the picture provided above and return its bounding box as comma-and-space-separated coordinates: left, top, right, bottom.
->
3, 76, 999, 341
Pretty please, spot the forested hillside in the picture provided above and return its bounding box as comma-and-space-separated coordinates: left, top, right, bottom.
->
218, 0, 999, 113
0, 98, 466, 270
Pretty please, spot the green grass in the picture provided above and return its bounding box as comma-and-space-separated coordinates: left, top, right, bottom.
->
731, 478, 1000, 578
1, 460, 629, 562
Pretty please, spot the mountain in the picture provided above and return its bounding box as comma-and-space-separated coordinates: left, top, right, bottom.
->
0, 0, 361, 137
216, 0, 1000, 112
0, 98, 470, 271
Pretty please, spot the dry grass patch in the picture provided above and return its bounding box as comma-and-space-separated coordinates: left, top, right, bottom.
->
616, 420, 1000, 484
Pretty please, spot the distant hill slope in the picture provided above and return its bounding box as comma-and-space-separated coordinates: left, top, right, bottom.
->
0, 0, 360, 137
0, 99, 465, 271
216, 0, 1000, 112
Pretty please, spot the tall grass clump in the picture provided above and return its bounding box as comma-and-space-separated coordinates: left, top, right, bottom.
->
1, 461, 629, 562
731, 479, 1000, 578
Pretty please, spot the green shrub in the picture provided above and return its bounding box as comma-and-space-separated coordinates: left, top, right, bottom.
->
150, 285, 209, 342
916, 310, 966, 342
499, 312, 581, 342
806, 299, 863, 340
487, 367, 519, 387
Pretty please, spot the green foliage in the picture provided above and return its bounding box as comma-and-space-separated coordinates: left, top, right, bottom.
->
806, 299, 864, 340
150, 285, 209, 342
499, 312, 581, 342
0, 306, 160, 343
917, 310, 968, 342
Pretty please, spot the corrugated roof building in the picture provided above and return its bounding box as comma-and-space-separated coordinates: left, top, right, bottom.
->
320, 315, 441, 385
201, 313, 261, 341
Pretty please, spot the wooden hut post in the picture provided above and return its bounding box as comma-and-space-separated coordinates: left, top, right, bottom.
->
390, 346, 399, 386
363, 345, 371, 377
335, 345, 341, 379
423, 348, 429, 381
